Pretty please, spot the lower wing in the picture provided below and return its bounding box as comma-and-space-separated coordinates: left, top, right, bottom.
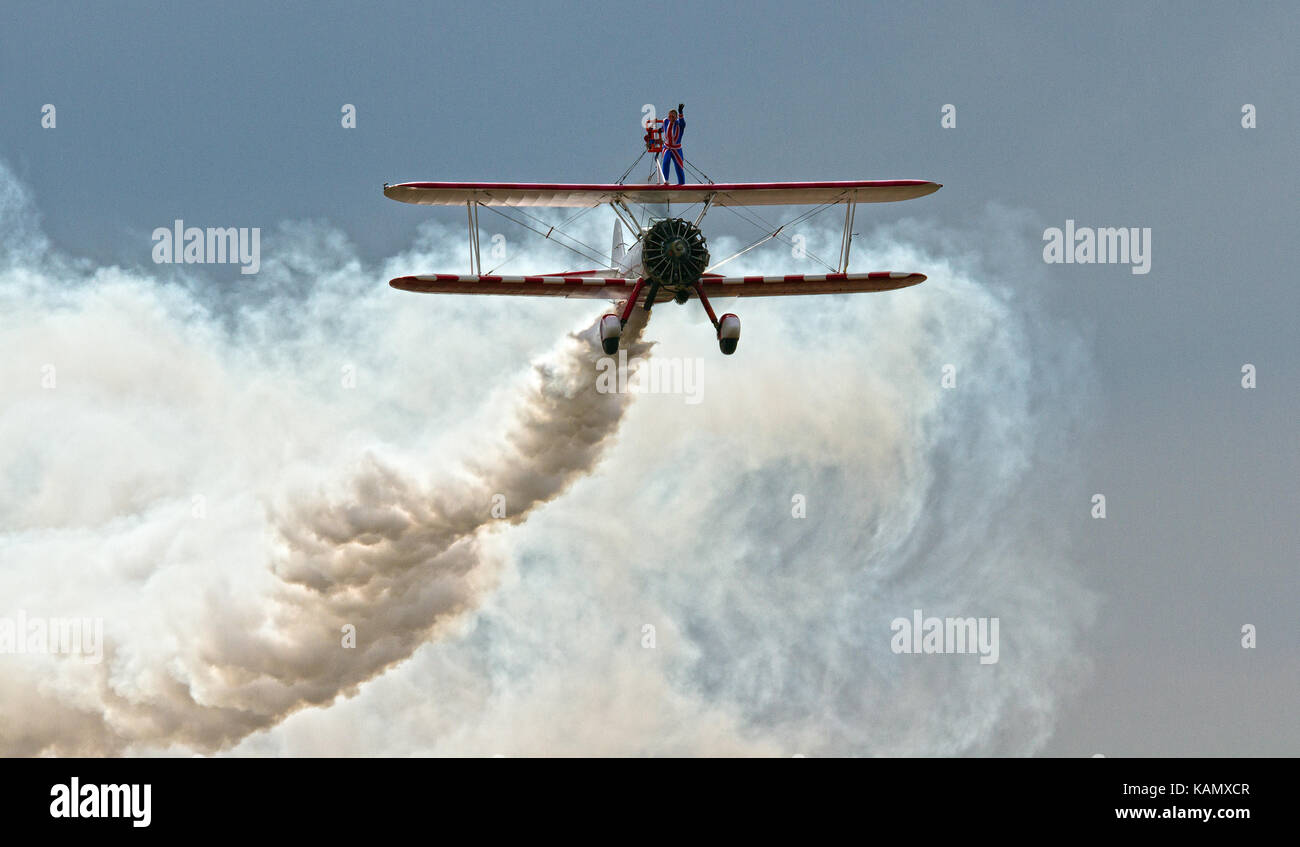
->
389, 274, 638, 299
389, 272, 924, 299
698, 271, 925, 297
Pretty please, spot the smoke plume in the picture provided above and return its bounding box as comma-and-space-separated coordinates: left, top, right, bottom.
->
0, 161, 1095, 756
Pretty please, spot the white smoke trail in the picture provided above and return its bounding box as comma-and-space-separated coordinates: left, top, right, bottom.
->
0, 160, 1096, 756
0, 161, 654, 753
234, 212, 1100, 757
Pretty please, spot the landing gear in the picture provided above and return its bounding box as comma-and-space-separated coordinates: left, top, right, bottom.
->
642, 280, 661, 312
599, 278, 648, 354
717, 313, 741, 355
599, 313, 622, 355
692, 281, 741, 355
596, 217, 744, 357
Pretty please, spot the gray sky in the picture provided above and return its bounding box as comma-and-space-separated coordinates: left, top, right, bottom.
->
0, 0, 1295, 755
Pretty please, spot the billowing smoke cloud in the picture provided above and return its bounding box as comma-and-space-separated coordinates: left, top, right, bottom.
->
0, 160, 653, 753
0, 160, 1096, 756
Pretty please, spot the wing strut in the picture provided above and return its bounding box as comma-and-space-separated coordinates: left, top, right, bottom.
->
838, 201, 856, 273
693, 194, 715, 226
467, 201, 481, 275
609, 200, 641, 240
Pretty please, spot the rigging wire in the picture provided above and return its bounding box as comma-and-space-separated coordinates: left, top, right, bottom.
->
477, 203, 611, 270
477, 152, 847, 276
504, 205, 609, 262
713, 199, 841, 273
616, 151, 647, 185
682, 156, 715, 184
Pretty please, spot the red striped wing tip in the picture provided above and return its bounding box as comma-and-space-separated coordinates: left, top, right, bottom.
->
726, 272, 926, 283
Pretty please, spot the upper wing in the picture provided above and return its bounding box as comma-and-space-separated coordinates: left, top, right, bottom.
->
390, 274, 639, 299
698, 271, 926, 297
383, 180, 941, 208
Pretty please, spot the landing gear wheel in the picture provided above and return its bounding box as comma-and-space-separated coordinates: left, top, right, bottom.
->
717, 313, 740, 356
599, 313, 622, 355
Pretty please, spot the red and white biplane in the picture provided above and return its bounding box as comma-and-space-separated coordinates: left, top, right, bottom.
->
384, 134, 941, 355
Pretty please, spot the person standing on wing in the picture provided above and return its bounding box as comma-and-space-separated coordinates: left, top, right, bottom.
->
659, 104, 686, 185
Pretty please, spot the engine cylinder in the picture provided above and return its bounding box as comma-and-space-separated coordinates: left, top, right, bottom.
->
641, 218, 709, 288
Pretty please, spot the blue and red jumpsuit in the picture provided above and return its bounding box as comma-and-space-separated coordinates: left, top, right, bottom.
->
659, 115, 685, 185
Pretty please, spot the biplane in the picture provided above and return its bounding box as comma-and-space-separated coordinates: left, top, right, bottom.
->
384, 126, 941, 355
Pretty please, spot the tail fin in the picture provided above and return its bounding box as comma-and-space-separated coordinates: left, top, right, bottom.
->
611, 219, 626, 267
